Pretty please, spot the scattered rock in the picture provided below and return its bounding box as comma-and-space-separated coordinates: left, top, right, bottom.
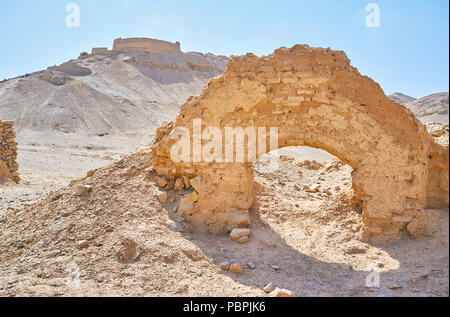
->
229, 228, 251, 243
271, 265, 281, 271
156, 191, 168, 203
263, 282, 275, 293
156, 176, 168, 188
98, 276, 103, 283
76, 240, 89, 249
75, 184, 92, 196
269, 288, 296, 297
247, 262, 256, 269
229, 263, 243, 274
219, 261, 231, 270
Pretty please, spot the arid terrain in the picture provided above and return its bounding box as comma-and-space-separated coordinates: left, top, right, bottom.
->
0, 39, 448, 297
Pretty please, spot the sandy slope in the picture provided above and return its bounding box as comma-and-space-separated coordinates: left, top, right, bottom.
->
0, 145, 447, 297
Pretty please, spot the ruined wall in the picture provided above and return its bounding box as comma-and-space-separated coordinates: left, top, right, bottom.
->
91, 47, 109, 55
113, 38, 181, 54
0, 121, 19, 183
151, 45, 449, 242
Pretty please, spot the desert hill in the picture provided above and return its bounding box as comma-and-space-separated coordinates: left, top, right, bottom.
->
405, 92, 449, 125
0, 46, 228, 137
388, 92, 416, 105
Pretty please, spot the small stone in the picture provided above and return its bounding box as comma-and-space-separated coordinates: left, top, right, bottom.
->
271, 265, 281, 271
247, 262, 256, 269
77, 240, 89, 249
376, 261, 384, 268
263, 282, 275, 293
229, 263, 243, 274
174, 178, 185, 191
219, 261, 231, 270
156, 176, 168, 187
270, 288, 296, 297
86, 170, 95, 177
176, 216, 185, 223
75, 184, 92, 196
156, 191, 168, 203
229, 228, 251, 239
233, 236, 249, 244
98, 276, 103, 283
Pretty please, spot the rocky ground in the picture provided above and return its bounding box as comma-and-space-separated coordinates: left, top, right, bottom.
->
0, 143, 448, 297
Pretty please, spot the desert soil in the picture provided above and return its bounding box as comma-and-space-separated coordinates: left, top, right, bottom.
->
0, 142, 448, 297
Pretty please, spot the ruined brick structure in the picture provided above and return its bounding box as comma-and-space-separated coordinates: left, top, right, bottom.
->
151, 45, 449, 242
0, 121, 19, 183
89, 38, 182, 57
113, 38, 181, 54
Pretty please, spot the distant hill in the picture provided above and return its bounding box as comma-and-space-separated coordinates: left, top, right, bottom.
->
388, 92, 416, 105
0, 39, 228, 137
405, 92, 449, 125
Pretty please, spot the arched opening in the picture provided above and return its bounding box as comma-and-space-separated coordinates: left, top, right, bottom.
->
252, 146, 365, 251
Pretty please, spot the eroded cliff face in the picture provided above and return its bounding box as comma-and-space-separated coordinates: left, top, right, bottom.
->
151, 44, 449, 242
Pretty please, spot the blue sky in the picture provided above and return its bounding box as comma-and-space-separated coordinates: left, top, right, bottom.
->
1, 0, 448, 98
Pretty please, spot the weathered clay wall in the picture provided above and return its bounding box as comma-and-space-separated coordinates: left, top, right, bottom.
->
151, 45, 449, 242
0, 121, 19, 183
91, 47, 109, 55
113, 38, 181, 54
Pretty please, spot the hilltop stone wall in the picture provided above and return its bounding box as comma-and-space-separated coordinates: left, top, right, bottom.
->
0, 121, 19, 183
113, 38, 181, 54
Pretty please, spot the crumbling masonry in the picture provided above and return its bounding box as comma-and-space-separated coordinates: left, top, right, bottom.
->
151, 45, 449, 242
0, 121, 19, 183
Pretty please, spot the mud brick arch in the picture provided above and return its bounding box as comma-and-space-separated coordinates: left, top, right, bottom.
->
151, 45, 449, 242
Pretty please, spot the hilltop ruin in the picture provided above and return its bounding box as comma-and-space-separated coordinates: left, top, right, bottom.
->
151, 44, 449, 242
89, 37, 181, 56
